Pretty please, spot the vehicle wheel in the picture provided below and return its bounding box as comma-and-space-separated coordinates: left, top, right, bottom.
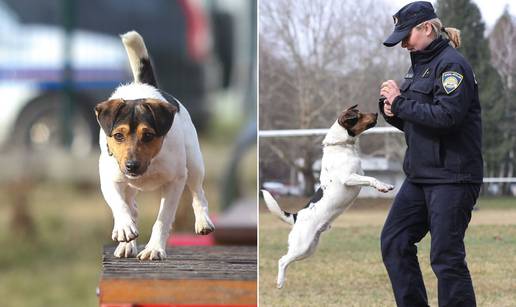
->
12, 93, 97, 156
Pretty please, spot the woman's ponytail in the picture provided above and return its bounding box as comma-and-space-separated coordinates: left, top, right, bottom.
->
421, 18, 462, 49
442, 27, 461, 48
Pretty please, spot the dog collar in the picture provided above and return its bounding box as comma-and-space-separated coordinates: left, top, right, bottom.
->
106, 142, 113, 156
322, 141, 356, 148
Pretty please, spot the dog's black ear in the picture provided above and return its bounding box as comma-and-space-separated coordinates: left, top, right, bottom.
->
95, 99, 125, 136
338, 110, 359, 128
347, 104, 358, 110
144, 99, 178, 136
342, 117, 358, 128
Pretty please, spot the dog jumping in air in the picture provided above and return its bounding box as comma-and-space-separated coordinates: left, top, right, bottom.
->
262, 105, 394, 288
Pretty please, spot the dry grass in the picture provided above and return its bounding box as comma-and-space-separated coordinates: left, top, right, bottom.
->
259, 197, 516, 307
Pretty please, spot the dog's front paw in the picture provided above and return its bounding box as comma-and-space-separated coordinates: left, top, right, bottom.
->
376, 182, 394, 193
195, 213, 215, 235
112, 217, 139, 242
114, 240, 138, 258
137, 244, 167, 260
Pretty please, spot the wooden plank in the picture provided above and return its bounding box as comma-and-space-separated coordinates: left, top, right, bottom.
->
99, 279, 256, 305
99, 245, 257, 305
102, 246, 256, 280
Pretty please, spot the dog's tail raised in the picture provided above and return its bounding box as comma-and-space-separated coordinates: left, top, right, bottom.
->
261, 190, 296, 225
121, 31, 158, 87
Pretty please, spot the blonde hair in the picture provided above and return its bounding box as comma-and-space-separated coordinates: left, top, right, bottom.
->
415, 18, 461, 48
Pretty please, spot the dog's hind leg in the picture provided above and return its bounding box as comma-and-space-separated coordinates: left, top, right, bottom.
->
277, 221, 325, 288
186, 169, 214, 235
185, 130, 214, 235
277, 253, 297, 289
277, 244, 320, 289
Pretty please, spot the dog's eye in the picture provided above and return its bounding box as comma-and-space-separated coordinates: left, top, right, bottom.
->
113, 133, 125, 142
141, 132, 155, 143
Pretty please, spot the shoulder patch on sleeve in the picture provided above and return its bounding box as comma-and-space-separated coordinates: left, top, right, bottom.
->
441, 71, 463, 94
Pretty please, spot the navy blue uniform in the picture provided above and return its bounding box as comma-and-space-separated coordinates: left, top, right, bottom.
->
380, 36, 483, 183
379, 37, 482, 307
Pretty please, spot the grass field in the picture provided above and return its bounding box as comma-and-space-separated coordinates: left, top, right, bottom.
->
259, 196, 516, 307
0, 137, 256, 307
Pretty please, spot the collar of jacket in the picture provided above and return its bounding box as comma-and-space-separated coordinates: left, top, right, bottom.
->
410, 36, 450, 65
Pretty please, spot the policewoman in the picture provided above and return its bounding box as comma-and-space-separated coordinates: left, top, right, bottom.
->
378, 1, 482, 307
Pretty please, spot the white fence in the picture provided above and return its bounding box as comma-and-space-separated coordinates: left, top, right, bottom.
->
259, 127, 516, 185
259, 127, 401, 137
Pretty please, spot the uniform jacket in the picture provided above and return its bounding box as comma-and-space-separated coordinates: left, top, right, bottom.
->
379, 36, 483, 183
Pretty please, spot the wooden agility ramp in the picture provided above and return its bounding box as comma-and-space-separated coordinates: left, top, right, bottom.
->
98, 245, 256, 307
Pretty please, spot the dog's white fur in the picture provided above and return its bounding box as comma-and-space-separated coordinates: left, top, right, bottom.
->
262, 118, 393, 288
98, 31, 214, 260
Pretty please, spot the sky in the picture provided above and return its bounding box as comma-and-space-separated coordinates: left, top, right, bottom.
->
392, 0, 516, 30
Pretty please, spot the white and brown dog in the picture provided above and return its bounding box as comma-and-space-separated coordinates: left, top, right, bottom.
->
95, 31, 214, 260
262, 105, 394, 288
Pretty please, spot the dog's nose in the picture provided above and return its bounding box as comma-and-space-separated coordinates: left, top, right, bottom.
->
125, 160, 140, 173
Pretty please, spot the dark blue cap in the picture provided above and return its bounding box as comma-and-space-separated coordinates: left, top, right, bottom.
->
383, 1, 437, 47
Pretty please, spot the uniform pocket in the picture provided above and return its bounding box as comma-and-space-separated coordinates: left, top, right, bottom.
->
400, 79, 412, 92
408, 129, 441, 176
434, 137, 442, 166
425, 136, 441, 167
411, 79, 433, 95
453, 184, 481, 235
441, 137, 462, 171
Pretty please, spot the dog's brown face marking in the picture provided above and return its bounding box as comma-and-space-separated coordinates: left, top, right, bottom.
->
95, 98, 178, 177
338, 104, 378, 137
106, 123, 165, 176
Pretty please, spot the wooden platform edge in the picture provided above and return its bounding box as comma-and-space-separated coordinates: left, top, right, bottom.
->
98, 278, 257, 305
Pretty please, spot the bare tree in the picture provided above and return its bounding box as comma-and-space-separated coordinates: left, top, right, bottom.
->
260, 0, 408, 195
489, 9, 516, 192
490, 11, 516, 92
